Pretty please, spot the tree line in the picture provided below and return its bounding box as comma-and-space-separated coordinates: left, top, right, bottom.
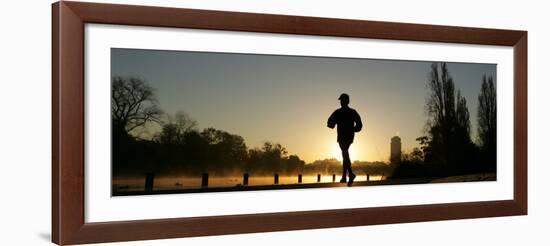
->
112, 76, 316, 177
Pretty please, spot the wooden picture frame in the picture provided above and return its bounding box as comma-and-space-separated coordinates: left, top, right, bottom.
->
52, 1, 527, 245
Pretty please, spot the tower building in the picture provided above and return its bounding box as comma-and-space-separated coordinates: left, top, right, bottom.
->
390, 136, 402, 163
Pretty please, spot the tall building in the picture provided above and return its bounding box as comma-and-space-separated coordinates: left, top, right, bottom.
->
390, 136, 402, 163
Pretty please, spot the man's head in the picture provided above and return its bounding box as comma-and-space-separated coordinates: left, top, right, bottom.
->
338, 93, 350, 107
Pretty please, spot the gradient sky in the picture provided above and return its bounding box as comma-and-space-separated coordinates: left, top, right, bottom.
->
112, 48, 496, 163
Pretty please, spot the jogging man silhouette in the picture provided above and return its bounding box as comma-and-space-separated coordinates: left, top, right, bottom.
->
327, 93, 363, 187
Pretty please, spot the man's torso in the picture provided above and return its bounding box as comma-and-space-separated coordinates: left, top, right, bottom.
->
331, 107, 358, 143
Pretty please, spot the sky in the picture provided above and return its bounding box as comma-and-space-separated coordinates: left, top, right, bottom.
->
112, 48, 496, 163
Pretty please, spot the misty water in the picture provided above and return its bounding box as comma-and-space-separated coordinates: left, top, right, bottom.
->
113, 174, 385, 192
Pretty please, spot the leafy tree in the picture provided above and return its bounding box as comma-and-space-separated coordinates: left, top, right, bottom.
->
246, 142, 290, 174
416, 136, 432, 162
200, 127, 248, 171
285, 155, 306, 174
261, 142, 288, 169
409, 147, 424, 162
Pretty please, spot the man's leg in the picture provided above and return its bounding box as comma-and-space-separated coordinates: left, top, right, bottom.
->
339, 142, 351, 182
340, 141, 356, 186
346, 153, 356, 187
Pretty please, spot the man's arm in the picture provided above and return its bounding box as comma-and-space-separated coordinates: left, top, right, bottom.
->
327, 111, 337, 129
354, 111, 363, 132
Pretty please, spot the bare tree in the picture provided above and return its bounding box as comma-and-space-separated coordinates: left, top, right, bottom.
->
173, 111, 198, 134
477, 75, 497, 152
424, 62, 472, 166
156, 111, 198, 144
456, 90, 471, 138
426, 63, 457, 132
111, 76, 162, 136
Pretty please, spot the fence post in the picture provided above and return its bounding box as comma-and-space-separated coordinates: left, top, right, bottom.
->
317, 174, 321, 182
367, 173, 370, 182
201, 173, 209, 187
332, 174, 336, 182
145, 173, 155, 192
274, 174, 279, 184
298, 174, 302, 183
243, 173, 249, 186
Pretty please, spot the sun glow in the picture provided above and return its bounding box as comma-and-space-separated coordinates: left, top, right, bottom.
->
330, 142, 358, 161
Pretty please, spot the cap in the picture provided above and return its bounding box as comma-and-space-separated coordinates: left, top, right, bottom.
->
338, 93, 350, 100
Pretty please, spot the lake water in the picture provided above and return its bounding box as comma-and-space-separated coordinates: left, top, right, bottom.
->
113, 174, 385, 192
